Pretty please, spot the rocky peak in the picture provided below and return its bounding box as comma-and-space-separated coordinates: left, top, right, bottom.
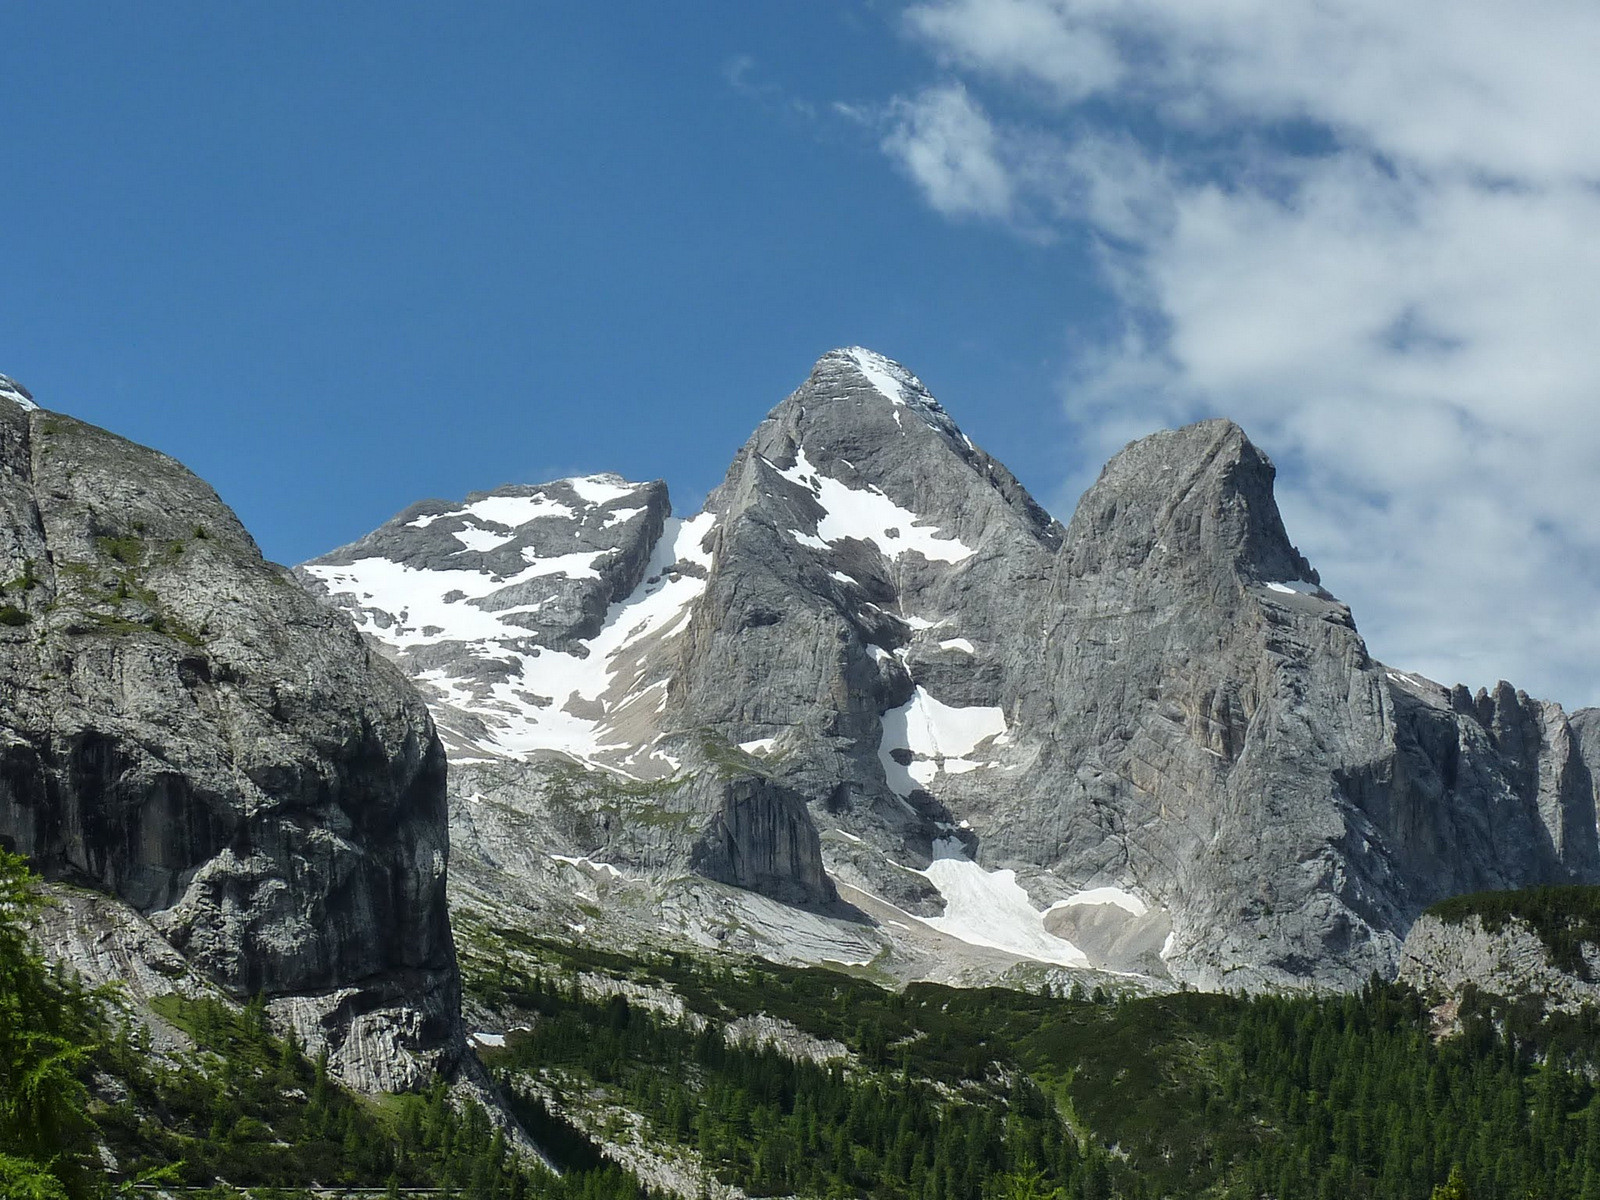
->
300, 350, 1600, 994
0, 373, 38, 411
299, 473, 715, 774
1062, 419, 1321, 591
709, 347, 1061, 555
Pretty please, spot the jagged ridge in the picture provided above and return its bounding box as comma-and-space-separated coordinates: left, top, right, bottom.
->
300, 350, 1600, 992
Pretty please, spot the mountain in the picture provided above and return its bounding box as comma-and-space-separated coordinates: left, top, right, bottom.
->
301, 348, 1600, 991
0, 385, 461, 1091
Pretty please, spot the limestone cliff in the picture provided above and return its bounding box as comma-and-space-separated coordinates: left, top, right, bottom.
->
0, 386, 461, 1090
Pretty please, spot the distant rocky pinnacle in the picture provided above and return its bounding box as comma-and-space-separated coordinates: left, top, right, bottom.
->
0, 384, 462, 1091
301, 347, 1600, 992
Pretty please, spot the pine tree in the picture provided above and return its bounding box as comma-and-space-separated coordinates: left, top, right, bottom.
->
0, 851, 102, 1200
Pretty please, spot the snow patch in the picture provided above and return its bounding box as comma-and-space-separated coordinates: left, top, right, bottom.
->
0, 377, 38, 412
1265, 579, 1321, 596
519, 546, 608, 579
878, 687, 1006, 797
738, 738, 777, 756
847, 347, 910, 406
465, 492, 578, 527
471, 1032, 506, 1048
569, 474, 640, 505
551, 854, 624, 879
772, 447, 974, 565
451, 525, 516, 553
917, 839, 1088, 967
938, 638, 976, 655
1386, 670, 1437, 693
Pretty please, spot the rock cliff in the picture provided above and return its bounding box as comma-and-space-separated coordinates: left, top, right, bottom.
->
1399, 893, 1600, 1014
0, 385, 461, 1090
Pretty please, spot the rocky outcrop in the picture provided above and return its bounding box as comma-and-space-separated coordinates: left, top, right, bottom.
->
1011, 420, 1599, 989
690, 775, 835, 907
1399, 911, 1600, 1013
301, 348, 1599, 992
0, 387, 462, 1090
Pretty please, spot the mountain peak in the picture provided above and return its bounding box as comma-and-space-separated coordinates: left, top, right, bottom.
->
1065, 417, 1320, 588
0, 373, 39, 412
801, 347, 963, 439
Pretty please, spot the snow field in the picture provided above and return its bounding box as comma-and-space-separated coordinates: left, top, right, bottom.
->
772, 447, 975, 565
310, 488, 718, 769
877, 687, 1007, 797
916, 839, 1089, 967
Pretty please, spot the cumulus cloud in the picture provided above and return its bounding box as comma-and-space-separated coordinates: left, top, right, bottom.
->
880, 0, 1600, 705
881, 84, 1018, 223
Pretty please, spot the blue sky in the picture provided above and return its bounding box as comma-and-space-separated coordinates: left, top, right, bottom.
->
5, 2, 1600, 705
0, 3, 1100, 558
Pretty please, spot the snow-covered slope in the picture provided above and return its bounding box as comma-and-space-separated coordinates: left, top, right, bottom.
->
302, 476, 716, 774
0, 373, 39, 411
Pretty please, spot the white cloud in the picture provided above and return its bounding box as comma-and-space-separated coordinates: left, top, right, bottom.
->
905, 0, 1124, 102
903, 0, 1600, 180
882, 84, 1018, 223
883, 0, 1600, 706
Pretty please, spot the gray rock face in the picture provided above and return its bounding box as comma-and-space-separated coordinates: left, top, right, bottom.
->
1024, 423, 1598, 988
1399, 911, 1600, 1013
0, 391, 461, 1090
298, 471, 838, 911
302, 348, 1600, 991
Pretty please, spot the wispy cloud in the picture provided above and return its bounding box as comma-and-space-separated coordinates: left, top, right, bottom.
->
882, 84, 1017, 222
880, 0, 1600, 704
722, 53, 817, 119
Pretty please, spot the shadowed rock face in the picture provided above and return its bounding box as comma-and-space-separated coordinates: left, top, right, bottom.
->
301, 349, 1600, 991
0, 392, 460, 1090
690, 776, 835, 907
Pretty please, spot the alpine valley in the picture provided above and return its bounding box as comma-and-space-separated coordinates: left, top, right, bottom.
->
6, 354, 1600, 1200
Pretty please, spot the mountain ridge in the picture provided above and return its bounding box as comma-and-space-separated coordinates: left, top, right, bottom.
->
299, 347, 1600, 993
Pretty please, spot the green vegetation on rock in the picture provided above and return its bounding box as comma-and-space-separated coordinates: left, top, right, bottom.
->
1428, 886, 1600, 978
464, 926, 1600, 1200
18, 845, 1600, 1198
0, 854, 657, 1199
